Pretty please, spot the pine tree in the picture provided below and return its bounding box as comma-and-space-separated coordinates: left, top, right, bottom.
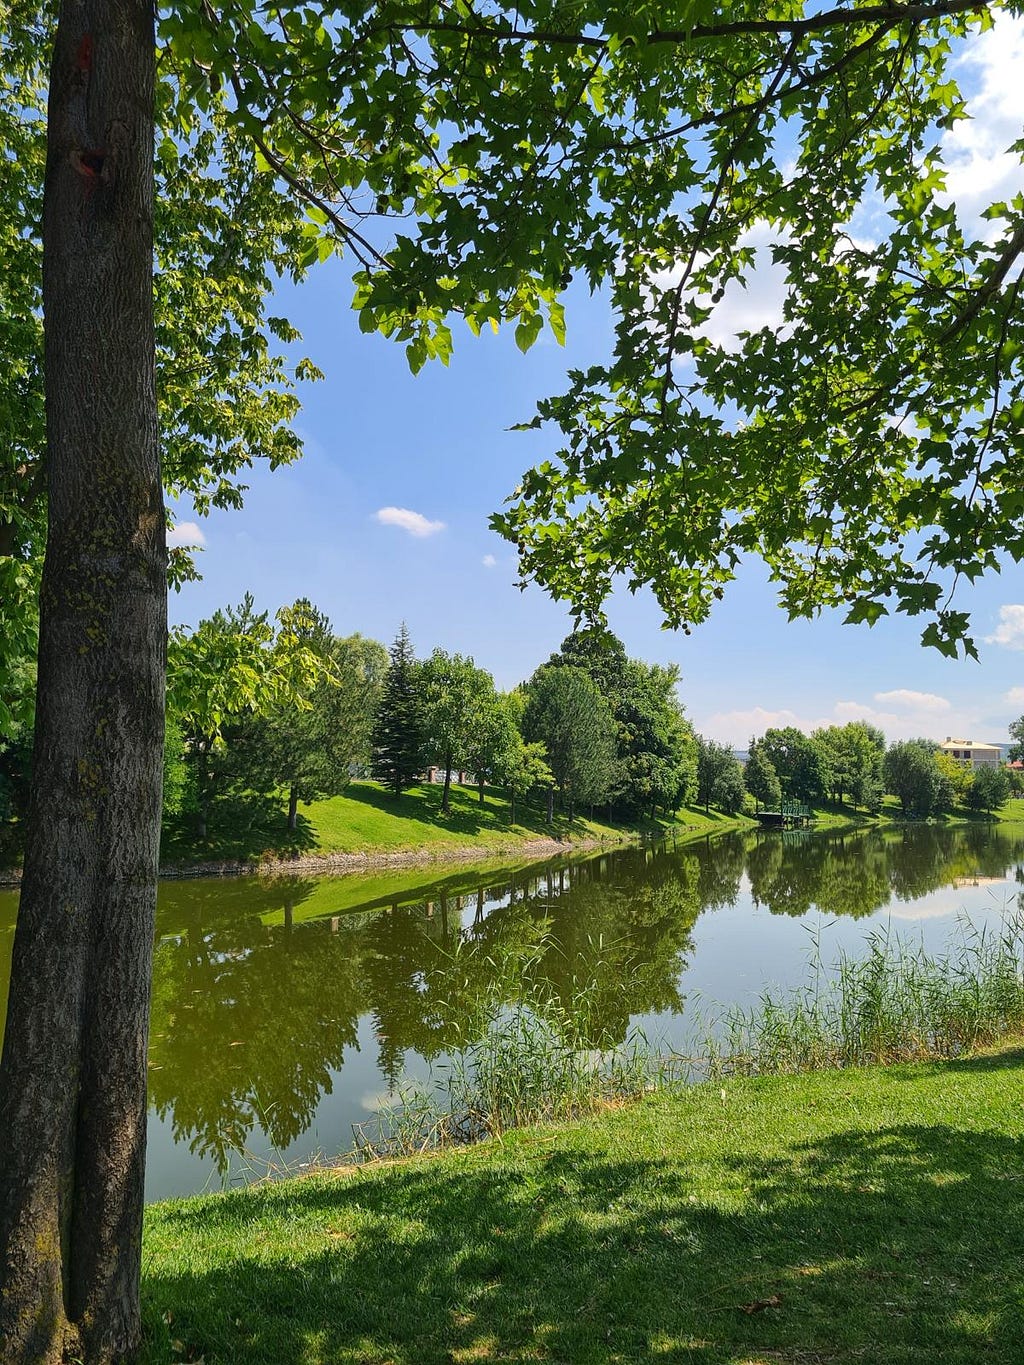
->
371, 624, 423, 796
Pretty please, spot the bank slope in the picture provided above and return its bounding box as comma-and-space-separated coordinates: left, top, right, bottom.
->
143, 1042, 1024, 1365
157, 780, 753, 874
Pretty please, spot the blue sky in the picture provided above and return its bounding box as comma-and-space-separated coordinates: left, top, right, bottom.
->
168, 14, 1024, 749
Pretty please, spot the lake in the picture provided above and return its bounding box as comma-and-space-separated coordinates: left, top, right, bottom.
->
1, 823, 1022, 1201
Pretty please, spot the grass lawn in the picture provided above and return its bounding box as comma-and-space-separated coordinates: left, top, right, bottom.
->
142, 1042, 1024, 1364
158, 781, 753, 868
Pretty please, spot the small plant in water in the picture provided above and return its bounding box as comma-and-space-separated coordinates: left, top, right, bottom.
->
352, 966, 672, 1160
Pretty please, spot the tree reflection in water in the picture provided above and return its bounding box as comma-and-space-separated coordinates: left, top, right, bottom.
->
8, 825, 1021, 1177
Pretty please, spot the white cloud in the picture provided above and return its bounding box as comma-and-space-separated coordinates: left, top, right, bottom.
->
699, 223, 791, 352
482, 553, 497, 568
702, 706, 809, 745
873, 689, 951, 714
702, 692, 981, 746
652, 222, 793, 356
1005, 687, 1024, 706
985, 605, 1024, 650
167, 520, 206, 548
942, 13, 1024, 232
374, 506, 446, 538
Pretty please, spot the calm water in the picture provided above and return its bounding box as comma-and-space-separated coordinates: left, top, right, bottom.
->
1, 824, 1022, 1201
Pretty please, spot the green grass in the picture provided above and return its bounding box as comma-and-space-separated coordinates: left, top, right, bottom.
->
141, 1041, 1024, 1365
158, 781, 753, 869
796, 796, 1024, 832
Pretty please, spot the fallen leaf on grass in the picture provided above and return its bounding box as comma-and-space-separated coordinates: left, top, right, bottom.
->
739, 1294, 783, 1314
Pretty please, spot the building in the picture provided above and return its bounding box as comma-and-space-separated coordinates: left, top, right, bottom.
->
938, 737, 1002, 770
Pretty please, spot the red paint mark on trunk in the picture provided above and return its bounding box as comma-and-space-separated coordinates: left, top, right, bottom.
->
76, 34, 93, 71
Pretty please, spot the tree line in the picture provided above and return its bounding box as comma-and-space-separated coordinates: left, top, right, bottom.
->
161, 614, 703, 835
4, 619, 1023, 860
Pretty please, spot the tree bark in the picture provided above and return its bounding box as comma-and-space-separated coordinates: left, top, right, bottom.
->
441, 755, 452, 815
287, 783, 299, 831
0, 0, 161, 1360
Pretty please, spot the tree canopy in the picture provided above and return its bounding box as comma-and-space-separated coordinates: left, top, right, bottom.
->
3, 1, 1022, 1360
4, 2, 1021, 689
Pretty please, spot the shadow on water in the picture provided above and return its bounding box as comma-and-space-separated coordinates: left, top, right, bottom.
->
143, 1094, 1024, 1363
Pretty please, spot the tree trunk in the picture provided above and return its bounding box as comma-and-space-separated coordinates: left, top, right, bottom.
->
287, 783, 299, 831
478, 774, 484, 805
546, 787, 553, 828
194, 737, 211, 838
0, 0, 161, 1361
441, 756, 452, 814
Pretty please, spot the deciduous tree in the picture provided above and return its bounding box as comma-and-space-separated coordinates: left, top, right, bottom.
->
4, 2, 1020, 1358
967, 764, 1011, 815
522, 666, 617, 817
420, 651, 495, 815
884, 739, 941, 817
744, 738, 782, 812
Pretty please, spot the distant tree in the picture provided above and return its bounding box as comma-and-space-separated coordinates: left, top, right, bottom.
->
522, 666, 617, 817
466, 691, 521, 806
547, 628, 695, 817
161, 713, 189, 821
744, 738, 781, 811
762, 727, 826, 804
250, 606, 388, 828
614, 661, 698, 817
501, 738, 554, 826
546, 625, 630, 701
933, 751, 973, 812
1009, 716, 1024, 765
884, 740, 940, 817
696, 738, 745, 815
371, 625, 424, 797
966, 765, 1011, 816
166, 595, 322, 838
813, 722, 886, 809
714, 758, 747, 816
420, 651, 496, 814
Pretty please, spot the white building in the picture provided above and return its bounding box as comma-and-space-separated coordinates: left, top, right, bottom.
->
938, 737, 1002, 770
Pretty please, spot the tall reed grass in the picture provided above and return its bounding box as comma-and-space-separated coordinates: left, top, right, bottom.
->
353, 906, 1024, 1161
699, 908, 1024, 1077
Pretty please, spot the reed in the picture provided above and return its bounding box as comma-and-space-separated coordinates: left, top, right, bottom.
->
352, 906, 1024, 1161
699, 907, 1024, 1077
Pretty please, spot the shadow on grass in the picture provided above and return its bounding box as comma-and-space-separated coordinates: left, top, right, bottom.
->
143, 1116, 1024, 1364
160, 793, 321, 864
343, 780, 600, 842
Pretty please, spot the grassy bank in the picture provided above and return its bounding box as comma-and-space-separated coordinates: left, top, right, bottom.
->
142, 1040, 1024, 1365
157, 781, 755, 871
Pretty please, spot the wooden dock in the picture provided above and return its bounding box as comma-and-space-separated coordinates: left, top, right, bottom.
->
754, 803, 814, 829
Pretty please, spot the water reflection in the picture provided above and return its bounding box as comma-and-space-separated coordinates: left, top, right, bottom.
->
0, 823, 1022, 1196
746, 824, 1021, 919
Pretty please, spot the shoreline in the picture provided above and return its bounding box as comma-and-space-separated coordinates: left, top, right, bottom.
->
3, 805, 1021, 890
155, 832, 636, 882
0, 818, 747, 889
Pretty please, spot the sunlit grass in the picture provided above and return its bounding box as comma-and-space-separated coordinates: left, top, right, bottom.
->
158, 779, 744, 868
141, 1039, 1024, 1365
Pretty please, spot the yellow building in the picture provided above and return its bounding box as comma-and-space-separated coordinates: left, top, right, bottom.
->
938, 737, 1002, 770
